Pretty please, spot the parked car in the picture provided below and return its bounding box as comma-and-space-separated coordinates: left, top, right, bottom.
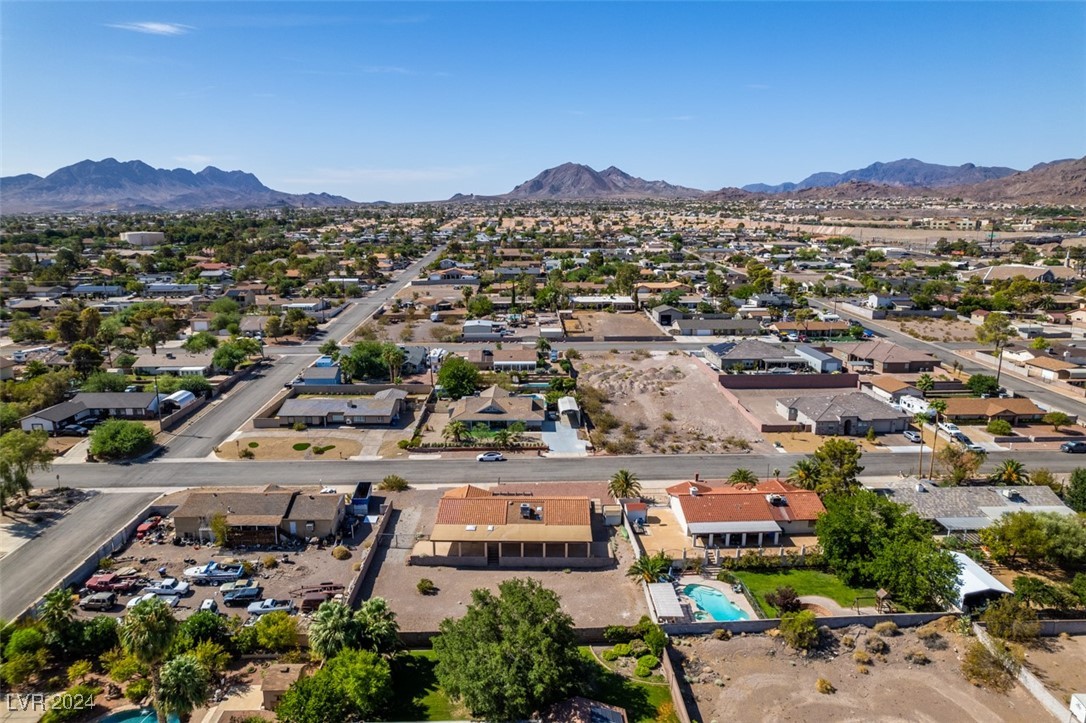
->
476, 451, 505, 462
124, 385, 139, 393
136, 516, 162, 539
903, 430, 922, 443
143, 578, 191, 597
247, 598, 295, 615
223, 587, 263, 606
965, 443, 986, 453
219, 578, 258, 594
937, 421, 960, 435
86, 573, 140, 593
952, 432, 972, 445
79, 592, 117, 611
63, 425, 89, 436
1061, 441, 1086, 453
199, 599, 219, 614
127, 592, 179, 609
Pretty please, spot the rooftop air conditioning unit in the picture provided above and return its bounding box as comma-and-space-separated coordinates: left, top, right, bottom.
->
520, 503, 531, 519
916, 483, 927, 493
689, 487, 699, 496
1001, 488, 1018, 500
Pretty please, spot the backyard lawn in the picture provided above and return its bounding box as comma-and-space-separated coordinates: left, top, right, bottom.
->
385, 649, 677, 722
733, 569, 876, 617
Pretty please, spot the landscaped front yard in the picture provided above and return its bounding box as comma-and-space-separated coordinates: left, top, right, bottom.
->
732, 569, 877, 617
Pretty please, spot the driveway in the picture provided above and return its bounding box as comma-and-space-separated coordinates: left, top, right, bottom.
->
541, 419, 588, 456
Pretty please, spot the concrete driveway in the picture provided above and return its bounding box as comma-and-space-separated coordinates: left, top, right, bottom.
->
541, 419, 588, 456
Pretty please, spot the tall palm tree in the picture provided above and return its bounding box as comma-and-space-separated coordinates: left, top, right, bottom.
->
728, 468, 758, 486
443, 421, 469, 445
354, 597, 400, 656
787, 459, 819, 490
913, 413, 928, 478
626, 551, 673, 583
989, 459, 1030, 486
608, 469, 642, 500
156, 653, 210, 721
308, 601, 356, 660
927, 400, 948, 479
493, 429, 512, 448
381, 345, 405, 383
120, 597, 178, 723
39, 587, 75, 642
915, 374, 935, 395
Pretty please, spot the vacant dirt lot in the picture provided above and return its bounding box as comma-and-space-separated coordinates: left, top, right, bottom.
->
569, 311, 666, 340
361, 487, 647, 631
885, 316, 981, 343
676, 622, 1037, 722
1025, 634, 1086, 705
577, 351, 768, 454
218, 433, 364, 460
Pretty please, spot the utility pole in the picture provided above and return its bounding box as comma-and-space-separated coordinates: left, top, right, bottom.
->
153, 375, 163, 432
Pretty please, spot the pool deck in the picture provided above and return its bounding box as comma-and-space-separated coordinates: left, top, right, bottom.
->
677, 576, 758, 621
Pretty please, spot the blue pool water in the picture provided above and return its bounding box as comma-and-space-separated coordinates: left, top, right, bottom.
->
683, 583, 750, 622
96, 709, 180, 723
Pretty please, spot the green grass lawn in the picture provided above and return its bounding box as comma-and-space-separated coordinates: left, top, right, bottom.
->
733, 569, 877, 617
387, 649, 676, 722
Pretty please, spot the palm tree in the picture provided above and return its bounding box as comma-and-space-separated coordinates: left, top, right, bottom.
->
626, 551, 673, 583
608, 469, 642, 500
308, 601, 355, 660
354, 597, 400, 655
927, 400, 947, 479
507, 421, 526, 444
916, 374, 935, 395
443, 421, 469, 445
913, 413, 928, 478
787, 459, 819, 490
493, 429, 512, 448
156, 653, 210, 721
728, 468, 758, 486
120, 597, 178, 723
989, 459, 1030, 486
381, 345, 405, 383
39, 587, 76, 639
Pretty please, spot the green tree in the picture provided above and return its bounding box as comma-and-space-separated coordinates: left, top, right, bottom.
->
68, 343, 104, 377
182, 332, 220, 353
1043, 411, 1072, 432
318, 340, 341, 358
432, 578, 580, 721
810, 438, 864, 495
915, 374, 935, 394
787, 458, 819, 490
436, 356, 481, 399
980, 511, 1050, 565
39, 587, 76, 641
156, 653, 210, 720
966, 374, 1000, 397
779, 610, 819, 650
308, 601, 356, 660
927, 399, 947, 479
353, 597, 400, 655
79, 307, 102, 340
443, 420, 469, 444
89, 420, 155, 460
626, 551, 673, 583
608, 469, 641, 499
976, 312, 1016, 385
264, 316, 284, 339
54, 310, 82, 344
867, 534, 961, 610
120, 597, 178, 723
276, 649, 390, 723
380, 343, 405, 382
1066, 468, 1086, 512
211, 343, 247, 372
466, 295, 494, 318
254, 610, 298, 652
989, 459, 1030, 486
0, 430, 52, 514
982, 597, 1040, 643
728, 468, 758, 485
936, 444, 986, 486
82, 372, 129, 393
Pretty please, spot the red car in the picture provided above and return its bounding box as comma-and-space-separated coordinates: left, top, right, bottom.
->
86, 574, 139, 593
136, 516, 162, 539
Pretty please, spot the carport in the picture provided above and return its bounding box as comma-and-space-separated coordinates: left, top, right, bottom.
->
558, 396, 581, 427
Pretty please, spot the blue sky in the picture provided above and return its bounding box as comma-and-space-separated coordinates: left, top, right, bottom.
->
2, 2, 1084, 202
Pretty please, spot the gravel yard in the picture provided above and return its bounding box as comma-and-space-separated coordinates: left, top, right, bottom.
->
1024, 634, 1086, 705
570, 311, 667, 340
576, 351, 767, 454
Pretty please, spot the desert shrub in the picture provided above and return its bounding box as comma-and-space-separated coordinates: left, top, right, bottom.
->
66, 660, 92, 684
961, 640, 1021, 691
247, 441, 259, 448
331, 546, 351, 560
97, 557, 116, 571
779, 611, 819, 650
125, 678, 151, 703
986, 419, 1013, 435
916, 626, 948, 650
634, 654, 660, 677
262, 555, 279, 569
313, 445, 335, 454
765, 586, 802, 614
604, 625, 636, 644
851, 650, 872, 665
292, 442, 311, 451
904, 648, 931, 665
292, 422, 306, 431
417, 579, 436, 595
856, 664, 869, 675
628, 639, 649, 657
815, 678, 835, 694
604, 437, 638, 455
238, 448, 255, 459
612, 643, 632, 658
864, 636, 889, 654
840, 635, 855, 649
716, 570, 737, 584
397, 439, 412, 449
25, 501, 40, 510
711, 628, 731, 641
378, 475, 409, 491
983, 597, 1040, 643
601, 648, 619, 662
873, 621, 899, 636
643, 625, 667, 657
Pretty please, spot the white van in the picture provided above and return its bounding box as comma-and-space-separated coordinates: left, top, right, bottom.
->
899, 396, 933, 417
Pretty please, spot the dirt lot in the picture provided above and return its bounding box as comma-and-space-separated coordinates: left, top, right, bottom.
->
577, 351, 768, 454
569, 311, 666, 340
361, 487, 648, 631
73, 487, 369, 622
1024, 634, 1086, 705
883, 316, 982, 343
218, 433, 364, 460
675, 621, 1038, 722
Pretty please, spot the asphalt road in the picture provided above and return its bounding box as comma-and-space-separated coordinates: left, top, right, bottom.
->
163, 247, 445, 459
0, 491, 159, 619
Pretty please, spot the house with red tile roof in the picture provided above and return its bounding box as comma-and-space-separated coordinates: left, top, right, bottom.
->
415, 485, 607, 568
665, 478, 825, 548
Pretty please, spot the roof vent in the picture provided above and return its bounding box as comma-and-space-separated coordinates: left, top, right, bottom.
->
465, 525, 477, 531
765, 494, 786, 505
1001, 488, 1019, 500
915, 483, 927, 493
689, 486, 699, 496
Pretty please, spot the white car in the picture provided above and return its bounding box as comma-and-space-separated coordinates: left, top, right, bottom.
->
127, 592, 179, 609
143, 578, 191, 597
247, 598, 295, 615
937, 421, 960, 435
476, 452, 505, 462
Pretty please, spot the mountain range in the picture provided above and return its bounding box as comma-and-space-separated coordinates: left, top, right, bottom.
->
501, 162, 704, 200
0, 158, 354, 213
742, 158, 1020, 193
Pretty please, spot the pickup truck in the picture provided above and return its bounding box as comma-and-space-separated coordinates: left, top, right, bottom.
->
219, 578, 258, 594
143, 578, 191, 597
86, 574, 140, 593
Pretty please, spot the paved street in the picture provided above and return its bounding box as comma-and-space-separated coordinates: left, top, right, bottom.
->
0, 491, 159, 619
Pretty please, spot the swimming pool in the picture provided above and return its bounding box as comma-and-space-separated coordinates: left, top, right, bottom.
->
96, 709, 180, 723
682, 583, 750, 622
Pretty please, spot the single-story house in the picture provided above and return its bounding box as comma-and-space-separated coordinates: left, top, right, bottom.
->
769, 320, 851, 339
650, 305, 686, 326
298, 365, 342, 385
776, 392, 909, 436
795, 344, 843, 373
0, 357, 15, 381
420, 485, 597, 566
539, 697, 629, 723
865, 375, 924, 404
571, 295, 637, 311
172, 485, 346, 544
674, 318, 763, 336
399, 345, 429, 374
239, 315, 272, 336
940, 397, 1048, 425
834, 340, 937, 374
1024, 355, 1086, 383
462, 319, 503, 341
491, 348, 538, 373
959, 264, 1076, 285
666, 478, 825, 548
448, 385, 545, 430
133, 351, 216, 377
703, 339, 805, 371
20, 392, 161, 435
275, 389, 407, 427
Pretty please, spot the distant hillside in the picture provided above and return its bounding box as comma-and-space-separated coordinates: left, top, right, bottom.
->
0, 158, 355, 213
955, 157, 1086, 205
499, 163, 703, 200
744, 158, 1019, 193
